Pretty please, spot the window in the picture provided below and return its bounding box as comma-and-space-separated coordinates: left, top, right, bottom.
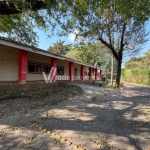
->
44, 64, 51, 73
57, 66, 64, 75
28, 61, 42, 73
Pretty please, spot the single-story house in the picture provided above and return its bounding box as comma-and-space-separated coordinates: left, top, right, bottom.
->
0, 37, 102, 84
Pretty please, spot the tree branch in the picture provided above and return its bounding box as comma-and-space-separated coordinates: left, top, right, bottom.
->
98, 36, 119, 61
119, 22, 126, 58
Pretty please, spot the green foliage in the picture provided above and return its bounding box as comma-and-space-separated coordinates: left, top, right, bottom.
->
125, 49, 150, 69
0, 0, 150, 47
0, 0, 149, 49
98, 81, 104, 87
0, 13, 38, 46
66, 48, 82, 61
40, 89, 49, 97
66, 42, 111, 67
51, 0, 148, 88
122, 69, 150, 85
47, 40, 72, 55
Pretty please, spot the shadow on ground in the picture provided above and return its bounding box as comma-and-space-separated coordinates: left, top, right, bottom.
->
0, 83, 150, 150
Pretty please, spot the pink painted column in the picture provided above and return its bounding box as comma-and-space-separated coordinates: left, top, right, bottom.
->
100, 70, 102, 80
51, 58, 57, 82
89, 67, 92, 80
95, 68, 98, 80
18, 50, 27, 84
69, 62, 74, 81
80, 65, 84, 81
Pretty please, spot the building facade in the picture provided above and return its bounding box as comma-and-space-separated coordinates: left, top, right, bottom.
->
0, 37, 102, 84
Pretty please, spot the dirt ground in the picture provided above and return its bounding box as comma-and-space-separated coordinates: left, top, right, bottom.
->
0, 83, 150, 150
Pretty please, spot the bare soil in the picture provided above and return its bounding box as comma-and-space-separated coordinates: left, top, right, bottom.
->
0, 83, 83, 118
0, 83, 150, 150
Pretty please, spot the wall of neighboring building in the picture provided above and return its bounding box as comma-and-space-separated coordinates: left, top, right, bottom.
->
0, 45, 18, 81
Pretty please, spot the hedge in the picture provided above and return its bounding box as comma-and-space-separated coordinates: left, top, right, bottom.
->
121, 69, 150, 85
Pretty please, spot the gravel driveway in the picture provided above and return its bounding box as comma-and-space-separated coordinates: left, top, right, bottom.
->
0, 83, 150, 150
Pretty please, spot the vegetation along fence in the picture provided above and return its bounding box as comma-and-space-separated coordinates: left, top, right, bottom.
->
121, 69, 150, 86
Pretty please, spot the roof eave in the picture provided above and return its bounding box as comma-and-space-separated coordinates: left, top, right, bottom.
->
0, 38, 101, 69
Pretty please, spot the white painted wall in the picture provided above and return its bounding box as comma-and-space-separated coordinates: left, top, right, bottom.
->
0, 45, 18, 81
56, 59, 69, 80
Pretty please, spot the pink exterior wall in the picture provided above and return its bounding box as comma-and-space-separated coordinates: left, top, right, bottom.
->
18, 50, 27, 83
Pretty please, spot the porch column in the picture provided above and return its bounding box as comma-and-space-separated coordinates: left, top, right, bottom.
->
100, 70, 102, 80
18, 50, 27, 84
51, 58, 57, 82
80, 65, 84, 81
89, 67, 92, 80
69, 62, 74, 81
95, 68, 98, 80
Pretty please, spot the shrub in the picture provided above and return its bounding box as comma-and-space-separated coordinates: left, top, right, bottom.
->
99, 81, 104, 87
121, 69, 150, 85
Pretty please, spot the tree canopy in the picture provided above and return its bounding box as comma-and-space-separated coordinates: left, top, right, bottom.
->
66, 43, 111, 67
52, 0, 149, 87
0, 0, 150, 47
125, 49, 150, 69
47, 40, 72, 55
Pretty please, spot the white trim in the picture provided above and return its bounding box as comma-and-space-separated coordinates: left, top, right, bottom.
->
0, 39, 65, 60
74, 61, 96, 68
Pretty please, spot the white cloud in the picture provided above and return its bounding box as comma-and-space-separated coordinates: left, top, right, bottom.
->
68, 29, 90, 44
68, 33, 76, 42
68, 30, 80, 42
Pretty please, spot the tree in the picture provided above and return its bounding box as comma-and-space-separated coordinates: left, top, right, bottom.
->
51, 0, 149, 88
0, 13, 39, 46
0, 0, 56, 46
144, 49, 150, 69
47, 40, 72, 55
1, 0, 150, 50
66, 42, 111, 67
0, 0, 47, 15
125, 49, 150, 69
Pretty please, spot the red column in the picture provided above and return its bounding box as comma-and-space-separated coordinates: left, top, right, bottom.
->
18, 50, 27, 84
100, 70, 102, 80
51, 58, 57, 82
69, 62, 74, 81
80, 65, 84, 81
95, 68, 98, 80
89, 67, 92, 80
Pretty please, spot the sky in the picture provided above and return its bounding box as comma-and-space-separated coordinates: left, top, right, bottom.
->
36, 20, 150, 62
36, 29, 75, 50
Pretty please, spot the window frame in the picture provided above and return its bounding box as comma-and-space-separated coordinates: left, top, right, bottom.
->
28, 61, 65, 75
28, 60, 43, 74
43, 63, 51, 74
57, 65, 64, 75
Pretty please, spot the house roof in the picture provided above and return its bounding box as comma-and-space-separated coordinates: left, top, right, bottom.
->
0, 36, 102, 69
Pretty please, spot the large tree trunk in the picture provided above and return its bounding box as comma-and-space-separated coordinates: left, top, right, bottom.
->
116, 60, 122, 88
